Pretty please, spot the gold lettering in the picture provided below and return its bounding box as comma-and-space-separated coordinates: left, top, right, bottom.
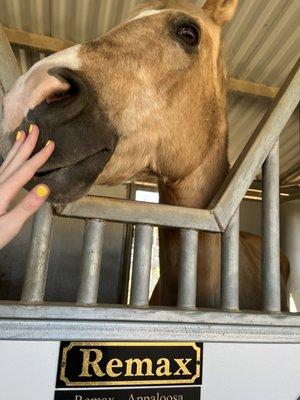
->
174, 358, 192, 376
156, 358, 172, 377
79, 349, 105, 378
106, 358, 123, 377
125, 358, 154, 377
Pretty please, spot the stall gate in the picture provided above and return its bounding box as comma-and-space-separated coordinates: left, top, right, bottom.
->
0, 25, 300, 400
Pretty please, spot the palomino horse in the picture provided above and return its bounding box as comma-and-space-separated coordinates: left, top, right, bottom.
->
1, 0, 289, 310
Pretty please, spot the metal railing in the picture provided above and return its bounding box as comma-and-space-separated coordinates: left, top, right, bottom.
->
0, 24, 299, 342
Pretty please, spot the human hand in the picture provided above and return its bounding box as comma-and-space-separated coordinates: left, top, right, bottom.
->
0, 124, 55, 249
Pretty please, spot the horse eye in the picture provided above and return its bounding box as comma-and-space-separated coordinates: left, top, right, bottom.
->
176, 24, 199, 47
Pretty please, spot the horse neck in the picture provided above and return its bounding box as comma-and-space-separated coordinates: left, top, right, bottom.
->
158, 135, 229, 308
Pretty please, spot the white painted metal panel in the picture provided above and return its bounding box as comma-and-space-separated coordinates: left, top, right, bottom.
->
0, 341, 299, 399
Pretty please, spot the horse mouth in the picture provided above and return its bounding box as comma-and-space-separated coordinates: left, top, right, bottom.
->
34, 148, 111, 179
26, 146, 114, 203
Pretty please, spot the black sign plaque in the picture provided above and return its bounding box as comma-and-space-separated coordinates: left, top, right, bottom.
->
54, 387, 201, 400
55, 341, 203, 399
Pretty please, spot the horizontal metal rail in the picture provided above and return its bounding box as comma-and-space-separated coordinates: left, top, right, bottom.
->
0, 303, 299, 342
59, 195, 220, 232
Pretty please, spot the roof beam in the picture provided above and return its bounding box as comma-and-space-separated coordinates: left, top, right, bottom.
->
3, 26, 279, 98
228, 78, 278, 99
3, 27, 75, 53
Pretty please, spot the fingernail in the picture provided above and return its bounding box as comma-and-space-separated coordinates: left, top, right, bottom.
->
45, 140, 53, 147
16, 131, 22, 141
29, 124, 34, 134
36, 184, 49, 198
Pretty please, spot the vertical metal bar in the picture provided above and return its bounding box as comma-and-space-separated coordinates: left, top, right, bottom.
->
177, 229, 198, 309
121, 183, 136, 305
130, 224, 153, 307
221, 208, 240, 310
0, 24, 20, 142
77, 219, 104, 304
262, 141, 281, 312
0, 23, 20, 92
21, 203, 53, 303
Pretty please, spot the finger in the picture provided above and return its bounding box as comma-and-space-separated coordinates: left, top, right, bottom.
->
0, 184, 50, 250
0, 124, 40, 183
0, 141, 55, 213
0, 131, 26, 173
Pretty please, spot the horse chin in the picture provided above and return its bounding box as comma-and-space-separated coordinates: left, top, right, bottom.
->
25, 147, 116, 204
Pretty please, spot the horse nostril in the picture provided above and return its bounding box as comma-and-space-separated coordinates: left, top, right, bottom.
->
45, 87, 73, 104
45, 69, 82, 106
39, 67, 88, 122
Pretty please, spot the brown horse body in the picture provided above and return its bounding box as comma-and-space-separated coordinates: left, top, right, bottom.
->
1, 0, 289, 309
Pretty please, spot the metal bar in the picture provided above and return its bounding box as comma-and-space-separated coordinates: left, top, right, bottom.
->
0, 316, 299, 343
262, 142, 281, 312
0, 23, 20, 92
77, 219, 104, 304
0, 302, 299, 326
177, 229, 198, 309
21, 203, 53, 303
130, 224, 153, 307
121, 183, 136, 305
0, 23, 20, 136
221, 209, 240, 310
211, 59, 300, 229
59, 195, 220, 232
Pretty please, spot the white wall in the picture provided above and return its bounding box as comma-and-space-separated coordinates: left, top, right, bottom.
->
1, 341, 300, 400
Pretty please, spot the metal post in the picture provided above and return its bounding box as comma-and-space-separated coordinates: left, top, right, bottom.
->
262, 141, 281, 312
21, 203, 53, 303
177, 229, 198, 309
130, 224, 153, 307
0, 24, 20, 92
221, 208, 240, 310
0, 23, 21, 140
77, 219, 105, 304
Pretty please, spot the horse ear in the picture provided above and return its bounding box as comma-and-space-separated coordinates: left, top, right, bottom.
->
203, 0, 238, 26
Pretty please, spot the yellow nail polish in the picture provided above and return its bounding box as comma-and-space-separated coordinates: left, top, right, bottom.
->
36, 185, 49, 198
45, 140, 52, 147
16, 131, 22, 141
29, 124, 34, 133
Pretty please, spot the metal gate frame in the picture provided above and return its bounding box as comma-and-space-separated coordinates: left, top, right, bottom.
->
0, 24, 300, 343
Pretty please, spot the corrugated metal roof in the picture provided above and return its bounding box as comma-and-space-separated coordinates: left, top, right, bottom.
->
0, 0, 299, 177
